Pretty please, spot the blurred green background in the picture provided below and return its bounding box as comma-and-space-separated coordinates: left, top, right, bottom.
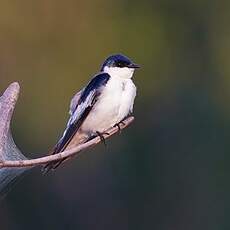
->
1, 0, 230, 229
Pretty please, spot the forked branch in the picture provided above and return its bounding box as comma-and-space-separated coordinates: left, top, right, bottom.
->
0, 82, 134, 169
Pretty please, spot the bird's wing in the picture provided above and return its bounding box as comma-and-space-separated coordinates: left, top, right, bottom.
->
69, 89, 83, 116
52, 73, 110, 154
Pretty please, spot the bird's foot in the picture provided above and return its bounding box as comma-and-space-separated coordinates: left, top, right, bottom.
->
114, 121, 126, 134
96, 131, 109, 146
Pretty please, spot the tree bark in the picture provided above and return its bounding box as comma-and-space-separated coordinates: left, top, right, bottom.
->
0, 83, 29, 197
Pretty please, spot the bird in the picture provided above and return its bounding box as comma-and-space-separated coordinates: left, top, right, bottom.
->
43, 54, 140, 171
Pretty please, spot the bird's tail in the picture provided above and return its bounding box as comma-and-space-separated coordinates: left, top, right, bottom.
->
42, 131, 88, 173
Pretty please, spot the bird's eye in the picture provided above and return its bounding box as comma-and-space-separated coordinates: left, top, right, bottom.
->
117, 62, 124, 67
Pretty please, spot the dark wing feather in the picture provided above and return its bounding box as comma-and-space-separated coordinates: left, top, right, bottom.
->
52, 73, 110, 154
69, 89, 83, 116
52, 107, 92, 154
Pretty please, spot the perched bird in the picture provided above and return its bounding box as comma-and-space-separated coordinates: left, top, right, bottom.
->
44, 54, 139, 171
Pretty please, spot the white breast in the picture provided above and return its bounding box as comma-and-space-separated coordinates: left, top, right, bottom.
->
81, 76, 136, 134
116, 79, 136, 122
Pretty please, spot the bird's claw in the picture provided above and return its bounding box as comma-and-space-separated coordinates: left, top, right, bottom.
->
114, 121, 125, 134
96, 131, 109, 146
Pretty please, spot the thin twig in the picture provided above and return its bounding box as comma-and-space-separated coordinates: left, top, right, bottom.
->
0, 116, 134, 168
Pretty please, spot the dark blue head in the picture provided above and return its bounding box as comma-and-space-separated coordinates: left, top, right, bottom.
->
101, 54, 140, 72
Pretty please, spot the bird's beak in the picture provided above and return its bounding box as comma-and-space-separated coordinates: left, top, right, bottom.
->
128, 63, 140, 69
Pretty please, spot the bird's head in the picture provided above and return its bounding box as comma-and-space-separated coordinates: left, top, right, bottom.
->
101, 54, 140, 79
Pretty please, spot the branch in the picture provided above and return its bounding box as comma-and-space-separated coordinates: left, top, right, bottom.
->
0, 82, 28, 197
0, 82, 26, 162
0, 96, 134, 168
0, 117, 134, 168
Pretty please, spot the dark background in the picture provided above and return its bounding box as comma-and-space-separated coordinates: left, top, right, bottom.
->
0, 0, 230, 229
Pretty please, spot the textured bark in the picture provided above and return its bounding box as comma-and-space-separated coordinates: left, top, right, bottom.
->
0, 83, 29, 197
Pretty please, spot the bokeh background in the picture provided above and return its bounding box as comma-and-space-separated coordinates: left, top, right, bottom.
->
0, 0, 230, 229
